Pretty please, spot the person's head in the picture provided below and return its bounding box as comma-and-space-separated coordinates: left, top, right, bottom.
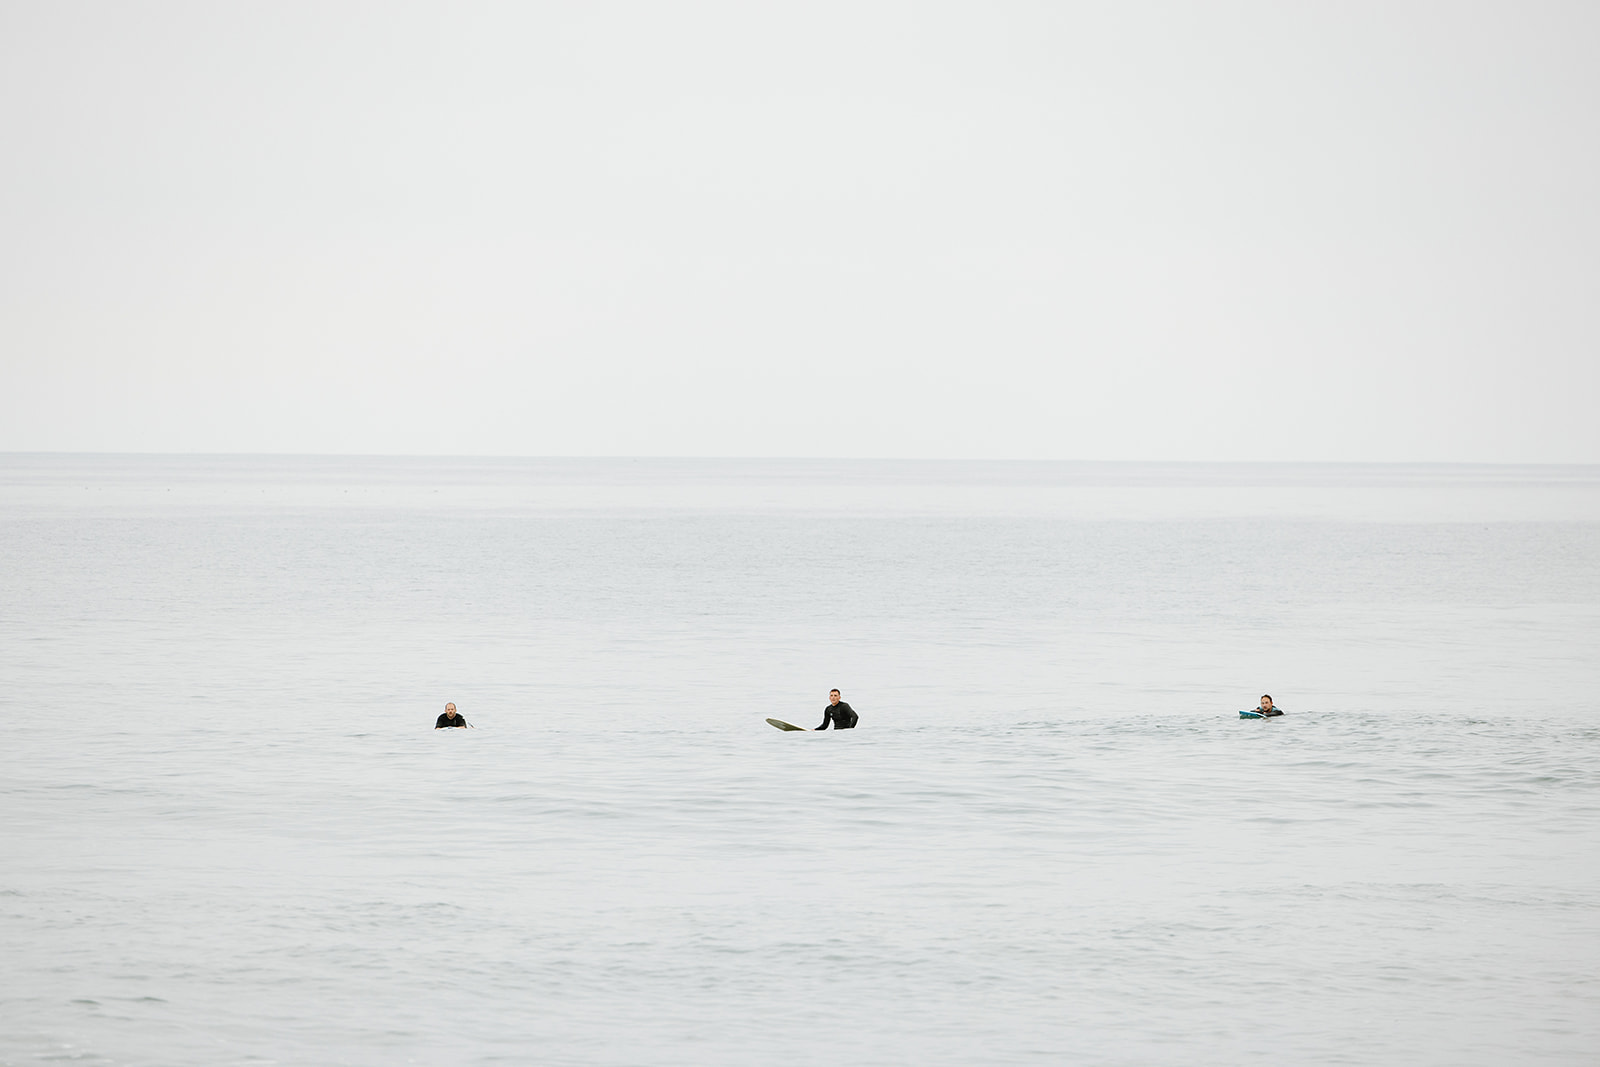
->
829, 689, 841, 704
1259, 695, 1273, 709
444, 702, 458, 717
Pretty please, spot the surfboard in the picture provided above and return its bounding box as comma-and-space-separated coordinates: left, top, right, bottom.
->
766, 718, 810, 732
1239, 709, 1264, 718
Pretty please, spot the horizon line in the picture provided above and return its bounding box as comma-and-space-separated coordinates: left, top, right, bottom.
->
3, 451, 1599, 469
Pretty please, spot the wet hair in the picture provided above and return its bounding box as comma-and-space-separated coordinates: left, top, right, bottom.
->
1260, 695, 1272, 703
830, 689, 841, 696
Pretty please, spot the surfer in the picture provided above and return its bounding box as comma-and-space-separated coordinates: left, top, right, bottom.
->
435, 702, 470, 728
815, 690, 859, 730
1257, 695, 1283, 717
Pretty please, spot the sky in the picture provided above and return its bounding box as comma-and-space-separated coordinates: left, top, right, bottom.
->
1, 1, 1597, 461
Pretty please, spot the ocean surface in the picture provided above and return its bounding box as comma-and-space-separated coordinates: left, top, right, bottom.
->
2, 455, 1598, 1066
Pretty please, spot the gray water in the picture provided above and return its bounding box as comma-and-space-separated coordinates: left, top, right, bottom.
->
3, 456, 1598, 1065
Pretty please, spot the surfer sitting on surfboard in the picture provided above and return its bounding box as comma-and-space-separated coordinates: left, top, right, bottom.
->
815, 689, 859, 730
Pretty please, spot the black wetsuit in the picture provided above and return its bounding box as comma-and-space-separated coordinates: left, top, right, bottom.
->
435, 713, 469, 728
815, 701, 859, 730
1258, 707, 1283, 717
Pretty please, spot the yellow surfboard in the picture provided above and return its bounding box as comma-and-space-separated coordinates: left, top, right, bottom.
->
766, 718, 809, 732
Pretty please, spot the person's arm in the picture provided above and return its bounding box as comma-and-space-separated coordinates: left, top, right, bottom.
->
814, 706, 832, 731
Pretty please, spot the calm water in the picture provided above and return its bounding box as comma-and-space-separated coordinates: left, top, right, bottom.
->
2, 456, 1598, 1065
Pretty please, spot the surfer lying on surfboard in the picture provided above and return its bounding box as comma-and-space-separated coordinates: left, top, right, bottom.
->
816, 689, 859, 730
1247, 694, 1283, 718
435, 702, 472, 728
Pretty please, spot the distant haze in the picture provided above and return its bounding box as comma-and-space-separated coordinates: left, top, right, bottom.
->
2, 2, 1596, 461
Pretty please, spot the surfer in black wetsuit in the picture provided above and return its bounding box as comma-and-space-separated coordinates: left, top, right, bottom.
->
435, 702, 470, 728
1257, 695, 1283, 717
815, 690, 859, 730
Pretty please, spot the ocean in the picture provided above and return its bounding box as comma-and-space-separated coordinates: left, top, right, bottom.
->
2, 455, 1598, 1065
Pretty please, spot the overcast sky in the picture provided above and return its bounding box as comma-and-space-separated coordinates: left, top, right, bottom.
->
1, 2, 1596, 460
